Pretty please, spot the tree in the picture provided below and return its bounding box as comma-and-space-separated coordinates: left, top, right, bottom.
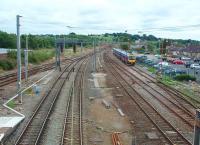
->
120, 44, 129, 50
147, 42, 157, 53
73, 43, 76, 53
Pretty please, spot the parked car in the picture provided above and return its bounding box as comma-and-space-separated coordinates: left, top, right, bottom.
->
185, 61, 193, 68
190, 64, 200, 69
181, 56, 191, 61
144, 52, 150, 54
144, 59, 152, 64
136, 55, 147, 62
174, 68, 187, 75
155, 54, 161, 59
194, 58, 200, 63
154, 62, 169, 69
163, 67, 176, 76
148, 61, 157, 66
158, 61, 169, 66
161, 56, 167, 61
172, 60, 185, 65
167, 57, 177, 63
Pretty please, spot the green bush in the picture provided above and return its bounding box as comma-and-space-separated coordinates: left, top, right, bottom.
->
0, 49, 54, 71
28, 50, 54, 64
174, 74, 196, 81
7, 50, 17, 59
0, 59, 16, 70
147, 67, 156, 73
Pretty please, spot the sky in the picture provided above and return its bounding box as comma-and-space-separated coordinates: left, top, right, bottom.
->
1, 0, 200, 40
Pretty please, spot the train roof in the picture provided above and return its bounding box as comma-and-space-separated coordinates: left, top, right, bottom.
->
113, 48, 133, 56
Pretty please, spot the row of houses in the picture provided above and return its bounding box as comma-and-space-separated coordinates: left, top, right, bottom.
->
168, 46, 200, 58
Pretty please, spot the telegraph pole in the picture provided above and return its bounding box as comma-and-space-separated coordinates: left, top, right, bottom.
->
93, 39, 96, 72
194, 109, 200, 145
25, 35, 28, 81
81, 42, 83, 55
55, 37, 57, 69
16, 15, 22, 100
55, 39, 61, 71
64, 37, 65, 49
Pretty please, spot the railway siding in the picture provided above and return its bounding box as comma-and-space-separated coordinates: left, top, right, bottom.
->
105, 52, 193, 145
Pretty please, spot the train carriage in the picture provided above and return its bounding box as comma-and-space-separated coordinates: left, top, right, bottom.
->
112, 48, 136, 65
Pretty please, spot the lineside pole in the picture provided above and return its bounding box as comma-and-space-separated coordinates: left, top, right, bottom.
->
81, 42, 83, 55
16, 15, 22, 103
58, 45, 61, 71
55, 37, 58, 70
93, 39, 96, 72
25, 35, 28, 81
194, 109, 200, 145
64, 37, 65, 49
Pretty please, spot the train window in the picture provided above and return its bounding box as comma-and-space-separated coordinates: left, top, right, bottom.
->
128, 56, 135, 60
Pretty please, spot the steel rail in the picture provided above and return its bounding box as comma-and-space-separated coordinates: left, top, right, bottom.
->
104, 54, 192, 145
0, 57, 76, 87
61, 58, 89, 145
109, 57, 194, 129
14, 56, 84, 145
133, 65, 200, 107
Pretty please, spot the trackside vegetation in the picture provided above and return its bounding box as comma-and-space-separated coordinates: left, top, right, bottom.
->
174, 74, 196, 81
0, 50, 54, 71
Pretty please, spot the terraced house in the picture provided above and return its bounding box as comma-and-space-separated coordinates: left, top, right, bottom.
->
169, 46, 200, 58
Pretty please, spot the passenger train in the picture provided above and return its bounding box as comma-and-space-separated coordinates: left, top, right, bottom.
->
112, 48, 136, 65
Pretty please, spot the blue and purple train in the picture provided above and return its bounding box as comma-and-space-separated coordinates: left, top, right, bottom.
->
112, 48, 136, 65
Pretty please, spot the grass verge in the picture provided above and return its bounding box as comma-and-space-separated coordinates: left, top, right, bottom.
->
143, 65, 200, 107
7, 100, 16, 109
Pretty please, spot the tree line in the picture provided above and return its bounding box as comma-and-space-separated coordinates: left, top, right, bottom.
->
0, 31, 114, 49
1, 30, 200, 50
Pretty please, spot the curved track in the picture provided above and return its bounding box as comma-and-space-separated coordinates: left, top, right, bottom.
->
108, 56, 195, 129
13, 56, 85, 145
132, 65, 200, 106
104, 53, 192, 145
0, 57, 75, 87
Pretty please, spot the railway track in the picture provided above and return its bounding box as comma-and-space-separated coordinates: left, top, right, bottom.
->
104, 53, 192, 145
0, 57, 75, 87
108, 56, 195, 129
132, 65, 200, 106
13, 56, 84, 145
61, 57, 88, 145
112, 132, 123, 145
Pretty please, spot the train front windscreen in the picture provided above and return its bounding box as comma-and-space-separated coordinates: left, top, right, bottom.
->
128, 55, 135, 60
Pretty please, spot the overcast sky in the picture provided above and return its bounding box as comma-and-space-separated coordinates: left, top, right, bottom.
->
1, 0, 200, 40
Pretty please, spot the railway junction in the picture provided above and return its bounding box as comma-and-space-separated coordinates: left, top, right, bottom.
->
0, 45, 199, 145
